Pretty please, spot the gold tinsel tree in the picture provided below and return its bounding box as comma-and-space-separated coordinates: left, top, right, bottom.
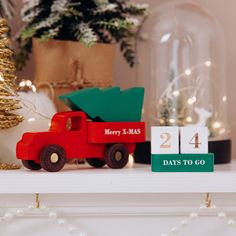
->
0, 18, 23, 129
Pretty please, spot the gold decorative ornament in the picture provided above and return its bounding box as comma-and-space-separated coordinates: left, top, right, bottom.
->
0, 163, 20, 170
35, 193, 40, 209
205, 192, 212, 208
0, 18, 23, 129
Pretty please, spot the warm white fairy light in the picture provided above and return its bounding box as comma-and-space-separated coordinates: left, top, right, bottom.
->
222, 96, 227, 102
158, 61, 213, 104
28, 117, 36, 122
185, 69, 192, 76
186, 116, 193, 123
32, 85, 37, 92
205, 61, 212, 67
219, 128, 226, 135
213, 121, 222, 129
19, 79, 37, 93
187, 96, 197, 105
169, 118, 175, 124
19, 81, 26, 87
172, 90, 180, 97
26, 80, 32, 86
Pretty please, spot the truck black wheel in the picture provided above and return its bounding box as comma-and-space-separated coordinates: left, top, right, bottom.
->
87, 158, 106, 168
22, 160, 42, 171
40, 145, 66, 172
104, 144, 129, 169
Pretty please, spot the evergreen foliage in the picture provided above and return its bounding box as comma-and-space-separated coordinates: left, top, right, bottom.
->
17, 0, 148, 69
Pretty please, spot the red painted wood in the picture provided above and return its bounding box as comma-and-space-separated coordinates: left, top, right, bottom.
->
16, 111, 146, 165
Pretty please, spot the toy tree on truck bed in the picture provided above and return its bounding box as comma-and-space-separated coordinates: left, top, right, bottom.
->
59, 87, 144, 122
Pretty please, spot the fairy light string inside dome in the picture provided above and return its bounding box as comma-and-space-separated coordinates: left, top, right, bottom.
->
155, 60, 228, 139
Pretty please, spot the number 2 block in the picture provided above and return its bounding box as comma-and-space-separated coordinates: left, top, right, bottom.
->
180, 127, 208, 154
151, 127, 179, 154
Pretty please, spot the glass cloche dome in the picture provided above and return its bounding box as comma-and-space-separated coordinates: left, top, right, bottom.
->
136, 0, 230, 163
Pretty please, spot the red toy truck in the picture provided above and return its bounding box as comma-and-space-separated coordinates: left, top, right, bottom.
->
17, 87, 146, 172
16, 111, 145, 172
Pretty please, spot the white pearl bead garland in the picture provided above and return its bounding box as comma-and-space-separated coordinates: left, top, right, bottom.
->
181, 219, 188, 226
28, 204, 35, 210
171, 227, 179, 233
79, 232, 86, 236
228, 220, 235, 226
218, 212, 226, 219
68, 226, 76, 234
190, 212, 198, 219
15, 209, 24, 217
0, 204, 85, 235
161, 194, 236, 236
3, 212, 14, 221
58, 219, 66, 226
48, 211, 58, 220
161, 233, 167, 236
40, 205, 47, 212
1, 194, 235, 236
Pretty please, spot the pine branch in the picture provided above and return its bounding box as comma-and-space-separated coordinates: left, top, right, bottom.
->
17, 0, 149, 69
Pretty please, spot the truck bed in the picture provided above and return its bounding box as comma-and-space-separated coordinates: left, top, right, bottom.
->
87, 122, 145, 144
60, 87, 144, 122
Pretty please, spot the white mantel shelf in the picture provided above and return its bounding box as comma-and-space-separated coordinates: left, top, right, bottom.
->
0, 161, 236, 194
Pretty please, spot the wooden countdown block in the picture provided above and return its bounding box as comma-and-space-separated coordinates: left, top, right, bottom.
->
151, 126, 179, 154
180, 127, 208, 154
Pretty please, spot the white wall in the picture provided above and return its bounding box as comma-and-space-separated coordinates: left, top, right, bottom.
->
11, 0, 236, 158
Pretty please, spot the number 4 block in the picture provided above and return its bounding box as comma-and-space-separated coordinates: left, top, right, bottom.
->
180, 127, 208, 154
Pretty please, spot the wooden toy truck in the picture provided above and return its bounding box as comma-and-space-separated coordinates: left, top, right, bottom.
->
16, 87, 146, 172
